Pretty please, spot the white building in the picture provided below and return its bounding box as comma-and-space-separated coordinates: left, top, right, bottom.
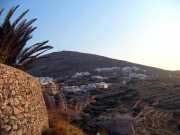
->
95, 82, 110, 89
91, 75, 107, 80
38, 77, 54, 85
63, 82, 110, 92
63, 86, 82, 92
72, 72, 91, 78
95, 67, 121, 72
129, 73, 147, 80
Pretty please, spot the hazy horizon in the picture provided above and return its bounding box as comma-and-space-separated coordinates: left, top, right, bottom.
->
1, 0, 180, 70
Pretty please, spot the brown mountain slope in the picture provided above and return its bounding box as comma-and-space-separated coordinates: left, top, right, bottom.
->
28, 51, 174, 79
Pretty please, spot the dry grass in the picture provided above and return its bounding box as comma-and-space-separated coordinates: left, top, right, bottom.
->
134, 106, 179, 135
42, 111, 87, 135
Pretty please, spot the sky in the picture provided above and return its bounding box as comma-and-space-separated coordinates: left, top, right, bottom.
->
1, 0, 180, 70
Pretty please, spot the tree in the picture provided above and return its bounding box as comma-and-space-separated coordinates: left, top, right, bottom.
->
0, 5, 53, 70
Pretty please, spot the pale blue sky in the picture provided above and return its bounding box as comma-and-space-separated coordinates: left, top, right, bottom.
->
1, 0, 180, 70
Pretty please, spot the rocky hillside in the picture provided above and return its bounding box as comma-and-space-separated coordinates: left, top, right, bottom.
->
28, 51, 180, 135
28, 51, 175, 79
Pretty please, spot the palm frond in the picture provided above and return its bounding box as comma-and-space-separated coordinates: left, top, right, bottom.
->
0, 8, 4, 15
12, 9, 29, 28
3, 5, 19, 25
17, 40, 52, 64
0, 6, 53, 70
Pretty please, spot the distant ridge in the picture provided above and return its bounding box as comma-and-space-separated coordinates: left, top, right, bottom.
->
28, 51, 172, 78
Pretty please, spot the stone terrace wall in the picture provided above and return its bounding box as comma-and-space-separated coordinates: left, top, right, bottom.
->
0, 64, 48, 135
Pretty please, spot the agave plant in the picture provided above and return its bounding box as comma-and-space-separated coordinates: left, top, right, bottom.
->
0, 5, 53, 70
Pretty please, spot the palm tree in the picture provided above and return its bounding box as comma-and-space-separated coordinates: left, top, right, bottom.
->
0, 5, 53, 70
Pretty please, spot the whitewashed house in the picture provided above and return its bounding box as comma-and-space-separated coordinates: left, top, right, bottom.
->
72, 72, 91, 78
95, 67, 121, 72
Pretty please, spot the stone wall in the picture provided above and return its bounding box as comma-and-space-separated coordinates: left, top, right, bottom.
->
0, 64, 49, 135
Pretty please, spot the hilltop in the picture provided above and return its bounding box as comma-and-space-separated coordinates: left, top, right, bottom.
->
29, 51, 174, 79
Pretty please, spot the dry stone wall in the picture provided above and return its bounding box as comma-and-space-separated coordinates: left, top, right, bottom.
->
0, 64, 48, 135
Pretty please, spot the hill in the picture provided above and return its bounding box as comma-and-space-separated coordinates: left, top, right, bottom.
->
28, 51, 180, 135
28, 51, 173, 79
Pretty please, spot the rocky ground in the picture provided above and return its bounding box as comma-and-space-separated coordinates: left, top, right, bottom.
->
41, 70, 180, 134
29, 51, 180, 135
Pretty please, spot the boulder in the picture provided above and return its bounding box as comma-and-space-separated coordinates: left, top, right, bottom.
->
0, 64, 48, 135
